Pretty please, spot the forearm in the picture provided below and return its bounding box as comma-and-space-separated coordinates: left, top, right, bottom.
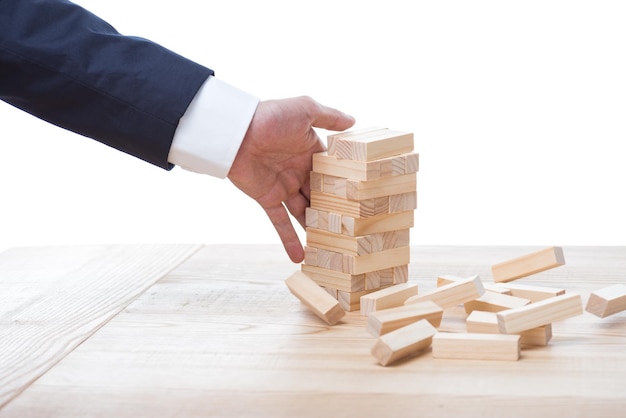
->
0, 0, 212, 169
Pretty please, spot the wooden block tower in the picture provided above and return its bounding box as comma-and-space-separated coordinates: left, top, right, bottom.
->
302, 127, 418, 311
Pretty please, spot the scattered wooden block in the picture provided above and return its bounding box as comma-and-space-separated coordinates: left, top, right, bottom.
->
371, 319, 437, 366
404, 275, 485, 309
491, 246, 565, 283
464, 292, 531, 314
360, 283, 419, 316
285, 271, 345, 325
328, 128, 414, 162
367, 301, 444, 337
500, 283, 566, 302
466, 311, 552, 346
496, 293, 582, 334
585, 284, 626, 318
432, 332, 520, 361
312, 151, 419, 182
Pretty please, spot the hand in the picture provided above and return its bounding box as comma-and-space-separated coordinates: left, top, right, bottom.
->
227, 96, 355, 263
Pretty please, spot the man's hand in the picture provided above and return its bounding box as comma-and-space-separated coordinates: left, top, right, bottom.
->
227, 96, 355, 263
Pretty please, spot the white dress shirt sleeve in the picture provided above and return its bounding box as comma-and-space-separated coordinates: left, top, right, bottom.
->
167, 76, 259, 178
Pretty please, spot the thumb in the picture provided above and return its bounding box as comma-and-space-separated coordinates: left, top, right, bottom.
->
310, 103, 356, 132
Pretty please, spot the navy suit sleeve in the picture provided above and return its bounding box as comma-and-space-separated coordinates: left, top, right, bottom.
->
0, 0, 214, 169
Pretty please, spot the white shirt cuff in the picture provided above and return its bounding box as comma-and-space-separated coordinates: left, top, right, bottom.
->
168, 76, 259, 178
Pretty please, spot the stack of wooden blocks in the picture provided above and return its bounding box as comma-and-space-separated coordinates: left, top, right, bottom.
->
301, 127, 419, 312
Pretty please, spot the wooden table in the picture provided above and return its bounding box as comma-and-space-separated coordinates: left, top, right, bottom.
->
1, 244, 625, 417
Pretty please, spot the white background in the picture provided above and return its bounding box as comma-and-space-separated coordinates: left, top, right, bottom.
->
2, 0, 625, 258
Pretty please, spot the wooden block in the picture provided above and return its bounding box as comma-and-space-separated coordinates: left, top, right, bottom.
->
586, 284, 626, 318
326, 127, 386, 155
342, 210, 414, 236
393, 265, 409, 284
310, 191, 390, 218
501, 283, 566, 302
344, 246, 410, 275
432, 332, 520, 361
337, 288, 385, 312
389, 191, 417, 213
306, 228, 410, 256
404, 275, 485, 309
496, 293, 582, 334
328, 128, 414, 161
464, 292, 531, 314
310, 171, 322, 192
466, 311, 552, 346
301, 264, 365, 293
491, 246, 565, 283
312, 151, 418, 182
437, 275, 511, 295
344, 174, 417, 201
365, 270, 382, 291
304, 246, 410, 275
285, 271, 345, 325
360, 283, 419, 316
367, 301, 444, 337
371, 319, 437, 366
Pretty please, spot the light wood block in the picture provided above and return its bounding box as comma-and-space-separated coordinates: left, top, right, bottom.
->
496, 293, 582, 334
438, 275, 511, 295
301, 264, 365, 293
310, 191, 389, 219
432, 332, 520, 361
304, 246, 409, 276
404, 275, 485, 309
285, 271, 345, 325
367, 301, 444, 337
464, 292, 531, 314
328, 128, 414, 162
318, 173, 417, 202
312, 151, 419, 182
491, 246, 565, 283
337, 288, 386, 312
306, 228, 410, 256
360, 283, 419, 316
306, 208, 414, 236
466, 311, 553, 346
501, 283, 566, 302
586, 284, 626, 318
371, 319, 437, 366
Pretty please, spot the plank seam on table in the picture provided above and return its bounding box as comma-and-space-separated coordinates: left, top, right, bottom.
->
0, 243, 204, 410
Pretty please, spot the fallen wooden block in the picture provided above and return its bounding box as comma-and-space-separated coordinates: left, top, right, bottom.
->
464, 291, 531, 314
432, 332, 520, 361
585, 284, 626, 318
367, 301, 444, 337
337, 288, 384, 312
496, 293, 582, 334
491, 246, 565, 283
466, 310, 552, 346
404, 275, 485, 309
371, 319, 437, 366
285, 271, 345, 325
360, 283, 418, 316
437, 275, 511, 295
328, 128, 414, 162
500, 282, 566, 302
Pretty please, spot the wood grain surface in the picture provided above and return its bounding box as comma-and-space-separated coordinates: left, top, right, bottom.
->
1, 245, 625, 417
0, 244, 200, 408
